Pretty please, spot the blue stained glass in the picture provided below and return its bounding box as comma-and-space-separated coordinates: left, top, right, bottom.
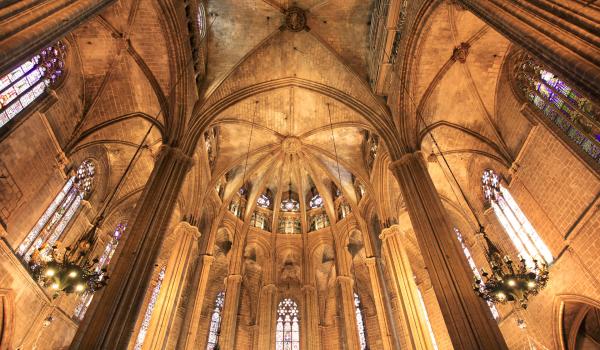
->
206, 291, 225, 350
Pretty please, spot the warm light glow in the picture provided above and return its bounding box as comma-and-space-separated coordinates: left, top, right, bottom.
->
51, 283, 60, 290
68, 271, 78, 278
527, 281, 536, 288
497, 292, 506, 300
45, 269, 55, 277
507, 280, 516, 287
75, 284, 85, 292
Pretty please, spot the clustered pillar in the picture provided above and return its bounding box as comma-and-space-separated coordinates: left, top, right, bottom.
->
389, 151, 507, 350
69, 145, 193, 349
142, 221, 200, 350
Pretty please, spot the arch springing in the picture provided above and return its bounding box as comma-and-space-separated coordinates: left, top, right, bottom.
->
276, 298, 300, 350
17, 159, 95, 260
482, 169, 553, 264
0, 41, 66, 126
206, 291, 225, 350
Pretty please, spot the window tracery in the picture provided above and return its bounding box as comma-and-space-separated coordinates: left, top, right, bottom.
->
454, 227, 500, 320
514, 52, 600, 163
206, 291, 225, 350
17, 160, 95, 260
276, 298, 300, 350
278, 215, 301, 234
73, 223, 126, 320
134, 265, 166, 350
0, 41, 66, 126
251, 211, 271, 231
308, 212, 330, 232
354, 292, 368, 350
280, 198, 300, 212
308, 194, 323, 209
482, 169, 553, 265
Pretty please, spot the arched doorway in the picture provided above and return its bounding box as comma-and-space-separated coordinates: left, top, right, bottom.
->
558, 296, 600, 350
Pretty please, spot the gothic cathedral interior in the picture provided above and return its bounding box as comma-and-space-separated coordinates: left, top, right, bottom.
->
0, 0, 599, 349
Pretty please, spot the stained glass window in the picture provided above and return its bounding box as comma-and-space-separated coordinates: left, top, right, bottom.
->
280, 198, 300, 212
275, 298, 300, 350
337, 201, 351, 220
257, 193, 271, 208
251, 211, 271, 231
0, 41, 66, 127
482, 169, 553, 265
278, 216, 301, 234
454, 228, 500, 320
73, 223, 126, 320
134, 265, 166, 350
309, 212, 330, 232
309, 194, 323, 209
18, 160, 95, 261
206, 291, 225, 350
354, 293, 368, 350
515, 53, 600, 164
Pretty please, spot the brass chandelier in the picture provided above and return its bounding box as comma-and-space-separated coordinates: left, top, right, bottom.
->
473, 229, 549, 309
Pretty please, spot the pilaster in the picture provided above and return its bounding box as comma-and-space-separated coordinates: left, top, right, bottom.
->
255, 284, 277, 349
364, 257, 394, 350
302, 284, 321, 350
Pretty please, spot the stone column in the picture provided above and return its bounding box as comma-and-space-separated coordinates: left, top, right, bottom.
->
456, 0, 600, 101
379, 225, 434, 350
364, 257, 394, 350
302, 284, 321, 350
336, 276, 361, 350
0, 0, 116, 75
177, 254, 215, 350
389, 151, 507, 350
69, 145, 193, 349
218, 274, 243, 350
143, 221, 200, 349
255, 284, 277, 349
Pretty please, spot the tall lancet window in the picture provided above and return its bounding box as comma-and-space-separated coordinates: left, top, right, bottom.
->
134, 265, 167, 350
17, 160, 95, 260
276, 298, 300, 350
454, 228, 500, 320
482, 169, 553, 264
416, 288, 438, 350
206, 291, 225, 350
354, 292, 368, 350
73, 223, 126, 320
0, 41, 66, 126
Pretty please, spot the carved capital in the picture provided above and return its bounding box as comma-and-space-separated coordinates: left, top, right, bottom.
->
388, 151, 426, 172
175, 221, 201, 240
379, 224, 403, 241
157, 145, 194, 168
336, 275, 354, 286
364, 256, 377, 267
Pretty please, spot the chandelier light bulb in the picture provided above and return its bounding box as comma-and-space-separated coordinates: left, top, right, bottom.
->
45, 269, 55, 277
68, 271, 78, 278
496, 292, 506, 300
507, 280, 516, 287
51, 282, 60, 290
527, 281, 536, 288
75, 284, 85, 292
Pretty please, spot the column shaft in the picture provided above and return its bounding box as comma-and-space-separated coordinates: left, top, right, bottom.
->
302, 285, 321, 350
69, 145, 193, 349
177, 255, 215, 350
364, 257, 394, 350
379, 226, 434, 350
457, 0, 600, 101
336, 276, 361, 350
218, 274, 242, 350
255, 284, 277, 349
143, 221, 200, 349
389, 152, 507, 349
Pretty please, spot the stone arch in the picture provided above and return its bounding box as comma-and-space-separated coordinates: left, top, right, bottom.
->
554, 295, 600, 350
